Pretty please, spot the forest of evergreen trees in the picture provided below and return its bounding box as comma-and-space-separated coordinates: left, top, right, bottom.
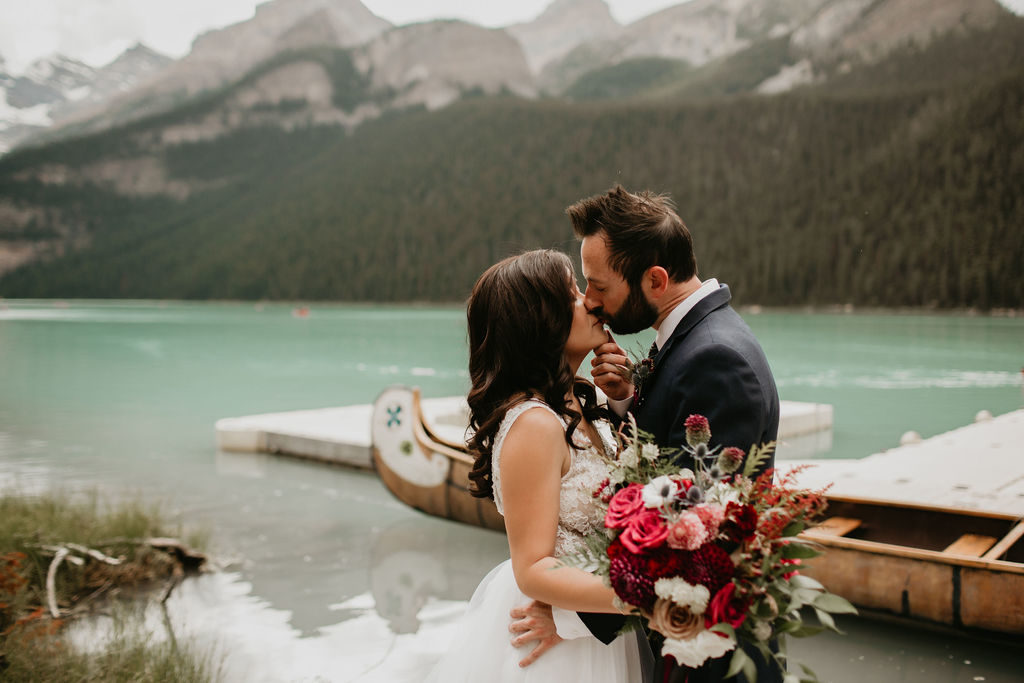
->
0, 20, 1021, 309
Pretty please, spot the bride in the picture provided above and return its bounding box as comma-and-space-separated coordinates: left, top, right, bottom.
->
426, 250, 643, 682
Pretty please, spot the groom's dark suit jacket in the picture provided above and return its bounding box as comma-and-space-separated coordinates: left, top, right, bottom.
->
582, 284, 782, 683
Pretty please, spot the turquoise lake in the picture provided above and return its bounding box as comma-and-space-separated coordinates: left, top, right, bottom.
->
1, 300, 1022, 681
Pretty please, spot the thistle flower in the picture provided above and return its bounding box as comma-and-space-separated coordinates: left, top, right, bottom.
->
717, 447, 745, 474
684, 414, 711, 446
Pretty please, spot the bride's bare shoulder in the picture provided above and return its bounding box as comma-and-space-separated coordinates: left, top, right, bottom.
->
502, 405, 564, 451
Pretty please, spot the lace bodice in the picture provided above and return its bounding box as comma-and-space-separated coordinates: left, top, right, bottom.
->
492, 400, 613, 557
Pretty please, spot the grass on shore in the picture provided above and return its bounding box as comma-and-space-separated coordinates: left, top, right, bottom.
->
0, 490, 218, 682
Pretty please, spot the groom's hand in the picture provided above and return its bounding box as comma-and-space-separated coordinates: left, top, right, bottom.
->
591, 339, 634, 402
509, 600, 562, 667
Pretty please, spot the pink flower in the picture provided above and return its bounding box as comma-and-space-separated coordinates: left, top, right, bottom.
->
692, 504, 725, 538
705, 582, 749, 630
666, 512, 708, 551
620, 509, 669, 554
605, 484, 645, 529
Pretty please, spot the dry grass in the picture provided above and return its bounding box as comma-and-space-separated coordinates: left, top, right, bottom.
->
0, 490, 218, 682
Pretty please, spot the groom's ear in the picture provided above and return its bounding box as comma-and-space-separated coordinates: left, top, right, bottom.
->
643, 266, 671, 298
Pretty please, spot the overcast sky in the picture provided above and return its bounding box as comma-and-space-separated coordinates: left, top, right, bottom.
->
1, 0, 1022, 73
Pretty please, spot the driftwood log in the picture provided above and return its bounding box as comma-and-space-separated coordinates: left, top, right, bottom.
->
34, 538, 207, 618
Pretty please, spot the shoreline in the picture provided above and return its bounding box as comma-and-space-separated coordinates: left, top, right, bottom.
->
1, 297, 1022, 318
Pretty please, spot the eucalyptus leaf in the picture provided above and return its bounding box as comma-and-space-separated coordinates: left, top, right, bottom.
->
789, 575, 824, 591
781, 543, 821, 560
813, 607, 836, 631
812, 592, 857, 614
726, 648, 751, 679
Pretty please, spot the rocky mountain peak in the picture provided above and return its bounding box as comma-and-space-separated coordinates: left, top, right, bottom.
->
793, 0, 1007, 60
357, 20, 536, 110
508, 0, 621, 73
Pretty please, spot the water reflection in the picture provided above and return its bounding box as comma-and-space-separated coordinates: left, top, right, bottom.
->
369, 517, 506, 634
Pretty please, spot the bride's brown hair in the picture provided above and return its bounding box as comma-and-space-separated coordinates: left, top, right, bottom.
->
466, 249, 606, 500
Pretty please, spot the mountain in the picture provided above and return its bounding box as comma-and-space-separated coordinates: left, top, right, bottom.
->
507, 0, 622, 73
0, 3, 1021, 309
793, 0, 1005, 62
0, 46, 173, 154
0, 14, 1021, 309
26, 0, 392, 147
541, 0, 829, 93
356, 21, 535, 110
554, 0, 1011, 98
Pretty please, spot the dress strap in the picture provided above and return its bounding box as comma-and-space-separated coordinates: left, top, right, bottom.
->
491, 399, 561, 515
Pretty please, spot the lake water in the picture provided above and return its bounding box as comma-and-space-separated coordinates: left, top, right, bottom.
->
1, 300, 1022, 682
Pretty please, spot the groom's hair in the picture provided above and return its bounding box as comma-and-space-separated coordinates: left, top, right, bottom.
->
567, 184, 697, 286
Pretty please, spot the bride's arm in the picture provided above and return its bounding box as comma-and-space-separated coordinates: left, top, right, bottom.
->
500, 407, 621, 615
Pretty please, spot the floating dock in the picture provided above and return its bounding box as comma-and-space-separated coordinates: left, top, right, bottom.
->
215, 395, 834, 469
784, 409, 1024, 516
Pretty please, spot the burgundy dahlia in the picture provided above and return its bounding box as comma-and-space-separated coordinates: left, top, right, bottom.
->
609, 555, 656, 611
680, 543, 734, 596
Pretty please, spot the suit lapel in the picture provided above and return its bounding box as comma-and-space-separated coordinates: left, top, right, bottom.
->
653, 284, 732, 363
633, 285, 732, 412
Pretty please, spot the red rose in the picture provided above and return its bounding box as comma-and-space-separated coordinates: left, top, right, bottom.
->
705, 582, 750, 630
620, 509, 669, 554
604, 483, 645, 529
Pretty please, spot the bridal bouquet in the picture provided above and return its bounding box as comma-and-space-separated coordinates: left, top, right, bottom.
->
574, 415, 854, 682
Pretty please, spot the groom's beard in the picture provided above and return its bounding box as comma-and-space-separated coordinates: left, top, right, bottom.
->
597, 285, 658, 335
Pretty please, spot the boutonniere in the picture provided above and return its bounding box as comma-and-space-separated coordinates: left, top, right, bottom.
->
629, 345, 658, 405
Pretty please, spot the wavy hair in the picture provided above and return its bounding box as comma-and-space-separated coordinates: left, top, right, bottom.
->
466, 249, 606, 500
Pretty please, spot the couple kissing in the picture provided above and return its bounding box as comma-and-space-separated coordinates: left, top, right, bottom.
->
426, 185, 780, 683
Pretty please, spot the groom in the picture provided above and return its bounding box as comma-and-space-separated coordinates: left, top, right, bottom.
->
509, 185, 781, 683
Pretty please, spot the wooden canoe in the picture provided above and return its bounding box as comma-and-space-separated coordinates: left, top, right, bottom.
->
370, 385, 1024, 635
371, 385, 505, 532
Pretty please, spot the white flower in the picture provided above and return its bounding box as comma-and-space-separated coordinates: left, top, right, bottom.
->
654, 578, 711, 614
705, 482, 740, 506
662, 630, 736, 668
641, 443, 660, 462
618, 445, 639, 468
752, 620, 773, 642
642, 475, 680, 508
609, 468, 626, 485
677, 468, 695, 480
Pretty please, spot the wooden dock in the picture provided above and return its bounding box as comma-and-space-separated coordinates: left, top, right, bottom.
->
215, 393, 834, 468
784, 409, 1024, 516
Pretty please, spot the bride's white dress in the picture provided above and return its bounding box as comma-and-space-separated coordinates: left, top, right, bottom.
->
426, 400, 643, 682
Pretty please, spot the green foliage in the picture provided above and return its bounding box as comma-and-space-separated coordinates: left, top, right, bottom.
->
1, 613, 220, 682
644, 36, 796, 101
564, 58, 691, 100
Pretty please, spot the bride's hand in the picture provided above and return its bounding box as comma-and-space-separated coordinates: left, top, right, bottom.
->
590, 337, 634, 401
